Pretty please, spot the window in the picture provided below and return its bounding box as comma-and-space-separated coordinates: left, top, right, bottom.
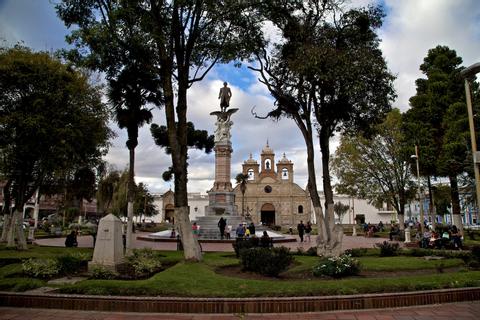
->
298, 205, 303, 214
282, 168, 288, 179
264, 185, 272, 193
247, 169, 254, 180
265, 159, 271, 170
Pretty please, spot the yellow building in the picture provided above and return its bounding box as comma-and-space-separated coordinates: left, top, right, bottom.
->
234, 142, 311, 227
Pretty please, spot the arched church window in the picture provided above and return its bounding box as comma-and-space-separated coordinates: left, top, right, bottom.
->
247, 169, 254, 180
298, 205, 303, 214
282, 168, 289, 179
265, 159, 271, 170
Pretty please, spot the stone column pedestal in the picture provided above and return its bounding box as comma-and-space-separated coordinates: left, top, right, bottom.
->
206, 143, 237, 216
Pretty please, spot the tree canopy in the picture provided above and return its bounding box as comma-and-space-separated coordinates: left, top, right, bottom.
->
0, 45, 111, 249
57, 0, 264, 261
332, 109, 414, 229
252, 2, 395, 255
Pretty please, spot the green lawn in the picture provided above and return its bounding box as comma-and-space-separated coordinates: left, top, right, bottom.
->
1, 246, 479, 297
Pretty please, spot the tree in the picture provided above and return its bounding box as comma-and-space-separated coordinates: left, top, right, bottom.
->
151, 121, 214, 181
332, 109, 414, 230
96, 169, 121, 215
235, 173, 249, 217
333, 202, 349, 224
57, 0, 263, 261
404, 46, 477, 232
252, 3, 395, 256
133, 182, 158, 221
0, 46, 111, 249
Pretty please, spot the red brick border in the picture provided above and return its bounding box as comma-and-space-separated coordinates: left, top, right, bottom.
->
1, 288, 479, 313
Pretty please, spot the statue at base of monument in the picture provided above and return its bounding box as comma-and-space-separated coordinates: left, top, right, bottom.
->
214, 116, 233, 144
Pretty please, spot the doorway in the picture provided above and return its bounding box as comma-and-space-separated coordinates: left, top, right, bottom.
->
260, 203, 275, 226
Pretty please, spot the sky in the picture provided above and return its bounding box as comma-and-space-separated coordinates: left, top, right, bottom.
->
1, 0, 480, 195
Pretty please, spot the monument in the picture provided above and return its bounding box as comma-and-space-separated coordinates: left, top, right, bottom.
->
89, 214, 124, 271
205, 82, 238, 216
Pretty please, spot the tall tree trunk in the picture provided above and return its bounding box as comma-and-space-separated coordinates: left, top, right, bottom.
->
126, 146, 135, 253
13, 208, 27, 250
164, 73, 202, 261
318, 127, 343, 257
1, 214, 10, 243
427, 176, 436, 224
449, 174, 464, 233
1, 180, 12, 243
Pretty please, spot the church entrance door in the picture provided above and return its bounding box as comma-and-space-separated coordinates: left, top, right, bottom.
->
165, 204, 175, 224
260, 203, 275, 226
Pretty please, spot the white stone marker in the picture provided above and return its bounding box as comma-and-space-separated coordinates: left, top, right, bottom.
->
89, 214, 124, 270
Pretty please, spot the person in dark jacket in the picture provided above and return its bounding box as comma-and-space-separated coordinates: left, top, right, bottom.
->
218, 217, 227, 239
297, 220, 305, 242
65, 230, 78, 247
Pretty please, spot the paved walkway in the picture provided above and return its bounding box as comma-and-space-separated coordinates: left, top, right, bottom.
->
34, 233, 394, 251
1, 301, 479, 319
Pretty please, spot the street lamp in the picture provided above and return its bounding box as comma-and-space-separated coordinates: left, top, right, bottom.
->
460, 62, 480, 225
411, 145, 425, 234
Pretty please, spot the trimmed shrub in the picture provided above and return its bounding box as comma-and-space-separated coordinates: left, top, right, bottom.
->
239, 246, 293, 277
376, 241, 399, 257
125, 248, 162, 276
344, 248, 368, 257
90, 265, 118, 280
232, 237, 259, 257
22, 258, 60, 279
313, 254, 361, 278
57, 254, 88, 275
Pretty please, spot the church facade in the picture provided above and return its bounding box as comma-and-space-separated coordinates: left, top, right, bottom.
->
233, 143, 311, 227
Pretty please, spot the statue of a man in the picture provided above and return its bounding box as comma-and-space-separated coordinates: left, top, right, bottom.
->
218, 82, 232, 112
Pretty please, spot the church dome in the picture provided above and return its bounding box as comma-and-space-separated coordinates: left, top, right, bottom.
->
261, 141, 274, 154
244, 153, 257, 164
278, 153, 291, 164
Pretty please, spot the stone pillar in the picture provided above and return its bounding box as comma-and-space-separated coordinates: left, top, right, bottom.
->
89, 214, 124, 271
213, 144, 233, 191
206, 108, 239, 216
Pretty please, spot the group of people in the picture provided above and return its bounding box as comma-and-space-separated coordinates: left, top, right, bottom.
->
234, 221, 256, 239
420, 225, 462, 249
296, 220, 312, 242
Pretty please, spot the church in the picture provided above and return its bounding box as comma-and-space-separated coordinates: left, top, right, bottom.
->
233, 142, 312, 227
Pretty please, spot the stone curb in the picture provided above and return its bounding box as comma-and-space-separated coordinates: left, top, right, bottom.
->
1, 287, 479, 313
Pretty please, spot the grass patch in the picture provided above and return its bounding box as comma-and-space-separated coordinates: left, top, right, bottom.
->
0, 245, 93, 259
359, 256, 464, 271
0, 247, 476, 297
58, 260, 480, 297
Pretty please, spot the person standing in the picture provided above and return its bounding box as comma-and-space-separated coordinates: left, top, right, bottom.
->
192, 222, 199, 238
248, 222, 256, 237
305, 221, 312, 242
297, 220, 305, 242
218, 217, 226, 239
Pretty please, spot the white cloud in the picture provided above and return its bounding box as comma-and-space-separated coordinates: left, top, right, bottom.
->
2, 0, 480, 196
379, 0, 480, 110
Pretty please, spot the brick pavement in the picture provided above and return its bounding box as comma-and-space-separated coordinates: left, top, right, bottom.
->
1, 301, 479, 319
34, 233, 393, 252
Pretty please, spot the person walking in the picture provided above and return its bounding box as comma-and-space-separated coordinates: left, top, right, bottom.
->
297, 220, 305, 242
305, 221, 312, 242
218, 217, 226, 239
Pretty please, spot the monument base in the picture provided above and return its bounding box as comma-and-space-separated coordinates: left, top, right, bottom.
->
205, 190, 237, 216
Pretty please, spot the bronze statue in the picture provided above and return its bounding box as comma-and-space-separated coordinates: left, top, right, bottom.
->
218, 82, 232, 112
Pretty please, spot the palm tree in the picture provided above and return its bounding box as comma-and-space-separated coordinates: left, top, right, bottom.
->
109, 65, 161, 252
235, 173, 249, 217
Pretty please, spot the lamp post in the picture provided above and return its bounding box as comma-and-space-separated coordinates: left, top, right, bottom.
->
460, 63, 480, 220
411, 145, 425, 234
